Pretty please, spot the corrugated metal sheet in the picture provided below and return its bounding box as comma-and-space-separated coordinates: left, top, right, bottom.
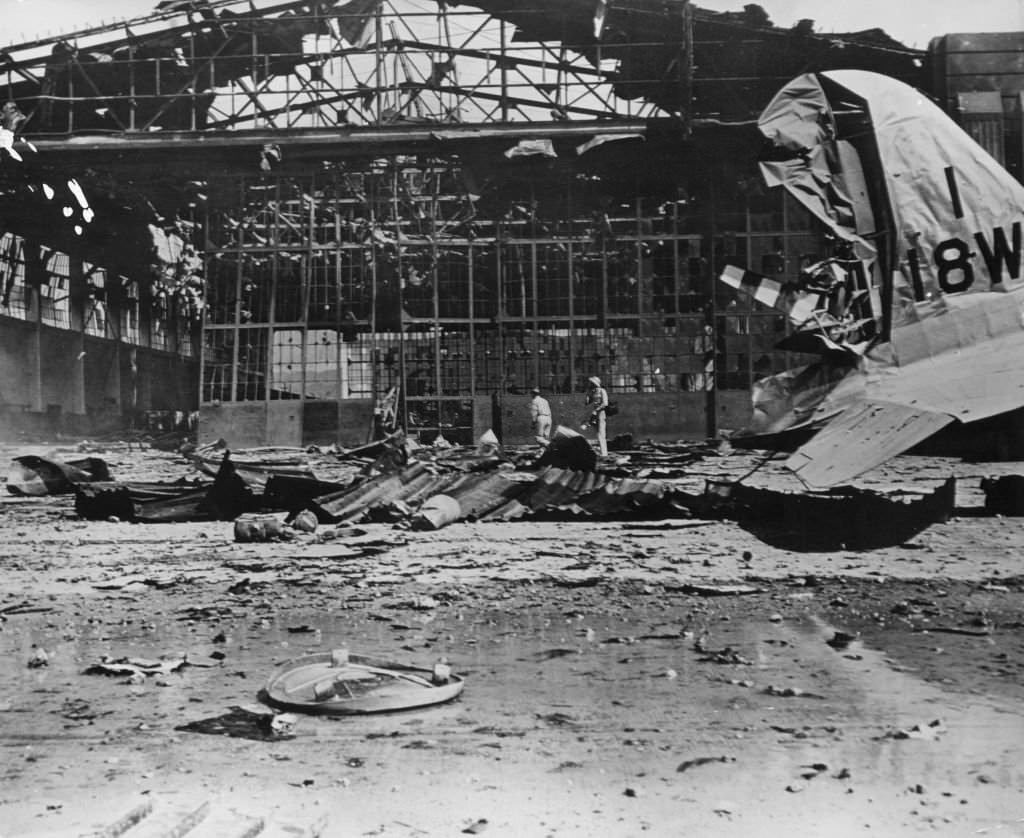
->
312, 463, 524, 524
312, 462, 440, 522
443, 471, 528, 520
481, 468, 676, 522
572, 476, 673, 517
483, 469, 606, 521
311, 462, 679, 526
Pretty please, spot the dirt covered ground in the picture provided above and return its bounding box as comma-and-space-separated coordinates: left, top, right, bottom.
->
2, 443, 1024, 837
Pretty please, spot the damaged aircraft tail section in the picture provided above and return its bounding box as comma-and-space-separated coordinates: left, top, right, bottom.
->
723, 70, 1024, 488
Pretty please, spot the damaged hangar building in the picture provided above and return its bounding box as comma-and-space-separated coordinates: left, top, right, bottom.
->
0, 0, 1019, 446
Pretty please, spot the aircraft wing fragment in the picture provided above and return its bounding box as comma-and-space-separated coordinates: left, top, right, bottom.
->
875, 325, 1024, 421
785, 401, 955, 488
782, 324, 1024, 488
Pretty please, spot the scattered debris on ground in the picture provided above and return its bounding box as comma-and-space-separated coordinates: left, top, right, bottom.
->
263, 650, 464, 715
7, 454, 111, 495
4, 439, 1024, 835
7, 432, 986, 551
699, 477, 958, 550
676, 756, 736, 773
982, 474, 1024, 515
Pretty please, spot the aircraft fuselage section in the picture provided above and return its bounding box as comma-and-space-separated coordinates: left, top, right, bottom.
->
907, 221, 1022, 298
904, 164, 1023, 300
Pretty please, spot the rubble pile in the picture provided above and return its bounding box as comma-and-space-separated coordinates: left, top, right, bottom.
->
0, 426, 989, 550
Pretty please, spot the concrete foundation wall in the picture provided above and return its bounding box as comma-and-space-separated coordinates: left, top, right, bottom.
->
83, 336, 121, 414
301, 400, 337, 447
338, 400, 376, 447
471, 396, 496, 442
302, 399, 375, 447
715, 390, 754, 437
264, 402, 303, 447
496, 391, 733, 445
0, 320, 34, 407
199, 391, 752, 449
199, 402, 272, 447
144, 352, 197, 412
39, 326, 83, 414
1, 314, 198, 441
199, 399, 376, 448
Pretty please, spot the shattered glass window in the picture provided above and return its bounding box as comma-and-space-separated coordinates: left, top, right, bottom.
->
203, 329, 236, 403
83, 264, 108, 339
39, 250, 70, 330
0, 233, 29, 321
204, 254, 240, 326
176, 314, 194, 357
119, 279, 141, 345
473, 325, 502, 394
439, 328, 472, 397
268, 328, 299, 400
274, 254, 305, 323
198, 156, 836, 416
307, 252, 339, 327
340, 339, 376, 399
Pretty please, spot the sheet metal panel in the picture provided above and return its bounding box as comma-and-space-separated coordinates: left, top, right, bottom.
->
313, 462, 436, 521
572, 477, 671, 516
876, 326, 1024, 422
444, 471, 527, 520
518, 468, 606, 512
786, 401, 955, 488
312, 460, 678, 523
483, 468, 605, 521
759, 70, 1024, 302
481, 468, 674, 520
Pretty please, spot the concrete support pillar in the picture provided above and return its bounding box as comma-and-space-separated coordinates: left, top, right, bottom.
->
139, 277, 155, 350
27, 273, 43, 413
27, 324, 43, 412
68, 257, 86, 415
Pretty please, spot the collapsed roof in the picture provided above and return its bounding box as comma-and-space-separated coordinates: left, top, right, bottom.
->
0, 0, 927, 287
461, 0, 925, 121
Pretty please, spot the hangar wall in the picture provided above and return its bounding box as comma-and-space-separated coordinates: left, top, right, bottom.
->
0, 234, 200, 440
196, 149, 815, 447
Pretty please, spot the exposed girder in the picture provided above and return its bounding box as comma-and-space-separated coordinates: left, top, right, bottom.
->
0, 0, 923, 146
1, 0, 668, 139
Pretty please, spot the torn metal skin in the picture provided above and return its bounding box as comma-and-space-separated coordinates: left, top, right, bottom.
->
722, 70, 1024, 488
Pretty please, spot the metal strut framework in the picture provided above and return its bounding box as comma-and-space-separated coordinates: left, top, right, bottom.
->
1, 0, 675, 139
0, 1, 929, 445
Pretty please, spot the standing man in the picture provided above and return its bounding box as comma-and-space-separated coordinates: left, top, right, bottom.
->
530, 386, 552, 443
583, 376, 609, 456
